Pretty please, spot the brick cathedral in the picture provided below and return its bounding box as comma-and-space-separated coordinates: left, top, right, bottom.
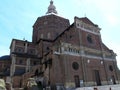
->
0, 0, 119, 89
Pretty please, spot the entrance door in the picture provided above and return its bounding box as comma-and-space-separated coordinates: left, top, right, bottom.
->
74, 75, 80, 87
112, 75, 116, 84
94, 70, 101, 86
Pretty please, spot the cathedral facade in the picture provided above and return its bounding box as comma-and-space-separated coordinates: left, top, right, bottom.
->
1, 0, 119, 89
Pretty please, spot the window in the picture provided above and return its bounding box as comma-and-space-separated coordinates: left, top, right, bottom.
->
72, 62, 79, 70
15, 47, 24, 53
46, 47, 50, 50
45, 62, 48, 69
109, 65, 113, 71
18, 48, 22, 52
77, 23, 80, 27
33, 61, 37, 65
30, 50, 33, 54
35, 69, 39, 76
48, 33, 51, 39
69, 35, 72, 38
28, 49, 35, 55
27, 43, 29, 46
87, 35, 93, 44
41, 34, 43, 38
19, 59, 23, 64
30, 50, 34, 54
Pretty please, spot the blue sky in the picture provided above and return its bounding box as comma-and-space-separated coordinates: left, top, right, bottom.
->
0, 0, 120, 68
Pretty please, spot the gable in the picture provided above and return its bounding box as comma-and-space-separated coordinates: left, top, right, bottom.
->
75, 16, 98, 27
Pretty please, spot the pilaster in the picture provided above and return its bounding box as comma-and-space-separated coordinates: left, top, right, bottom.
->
26, 58, 30, 72
10, 55, 16, 76
25, 42, 28, 53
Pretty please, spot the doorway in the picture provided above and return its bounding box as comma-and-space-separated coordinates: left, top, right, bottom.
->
112, 75, 116, 84
94, 70, 101, 86
74, 75, 80, 87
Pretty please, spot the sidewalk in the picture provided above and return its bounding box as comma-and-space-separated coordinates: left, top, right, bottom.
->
75, 84, 120, 90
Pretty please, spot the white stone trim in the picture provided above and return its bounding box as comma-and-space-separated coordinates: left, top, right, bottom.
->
54, 51, 61, 55
75, 18, 101, 35
53, 42, 115, 61
15, 65, 26, 67
11, 40, 16, 53
78, 26, 100, 35
53, 51, 115, 61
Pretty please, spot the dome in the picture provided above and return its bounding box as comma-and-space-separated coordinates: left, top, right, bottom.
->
0, 55, 11, 61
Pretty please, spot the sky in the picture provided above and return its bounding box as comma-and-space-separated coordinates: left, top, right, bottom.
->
0, 0, 120, 68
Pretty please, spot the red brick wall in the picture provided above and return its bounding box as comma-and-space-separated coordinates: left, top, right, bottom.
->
13, 76, 22, 88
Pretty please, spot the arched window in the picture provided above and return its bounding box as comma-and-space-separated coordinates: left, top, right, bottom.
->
35, 69, 39, 76
109, 65, 113, 71
19, 59, 23, 64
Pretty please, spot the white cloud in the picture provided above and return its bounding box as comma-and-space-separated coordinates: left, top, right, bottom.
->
74, 0, 120, 24
105, 14, 119, 26
86, 0, 119, 12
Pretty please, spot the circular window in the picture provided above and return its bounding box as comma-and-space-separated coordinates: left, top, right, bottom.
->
87, 35, 93, 44
72, 62, 79, 70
